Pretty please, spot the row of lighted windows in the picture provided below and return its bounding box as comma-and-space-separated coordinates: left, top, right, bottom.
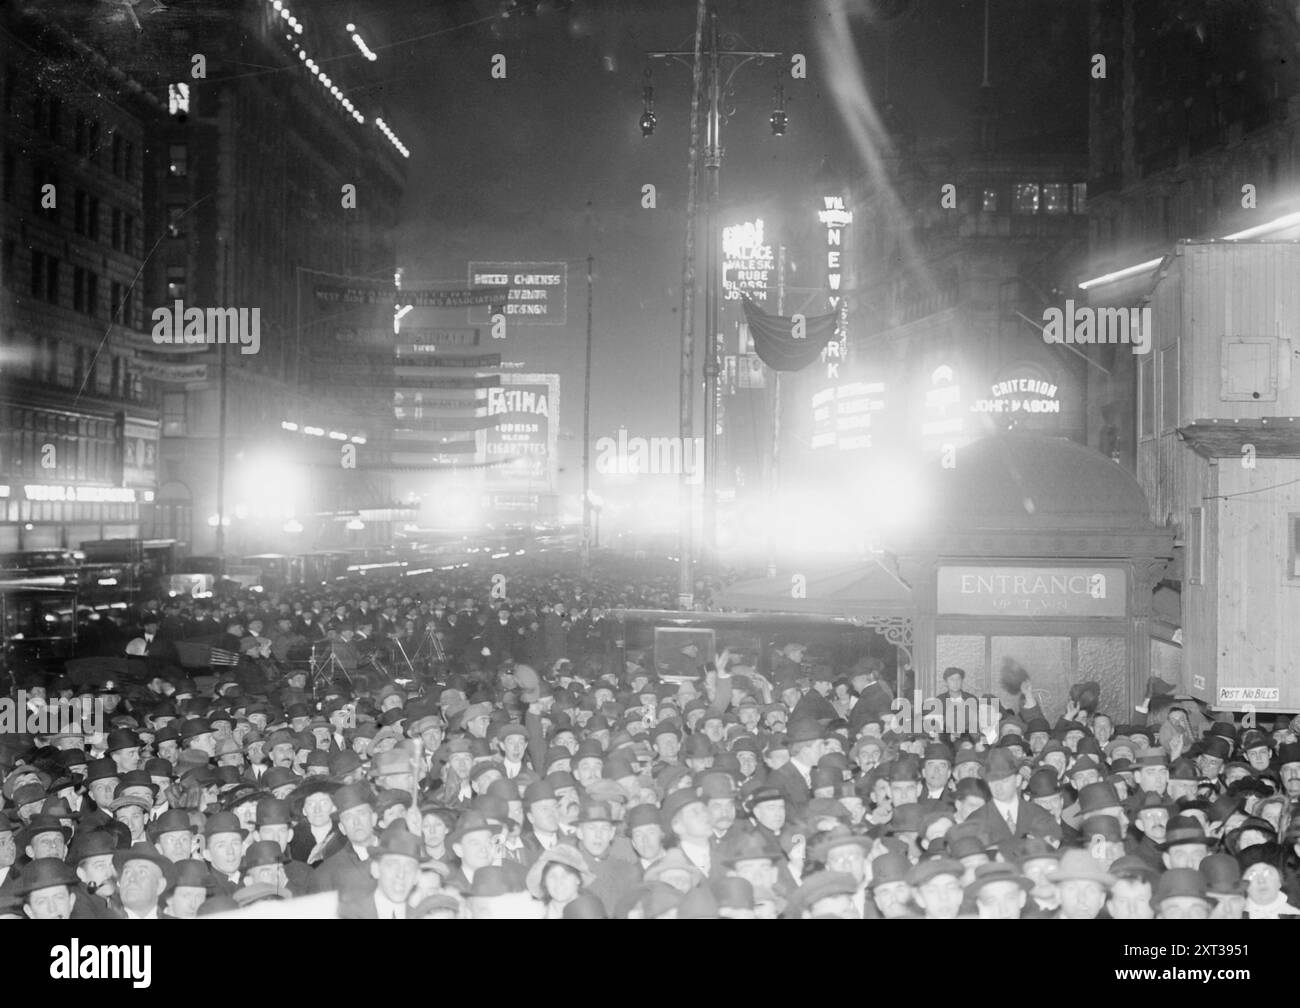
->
980, 182, 1088, 215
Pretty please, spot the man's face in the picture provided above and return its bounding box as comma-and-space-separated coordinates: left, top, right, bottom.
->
674, 802, 712, 843
1159, 897, 1210, 920
914, 873, 963, 919
975, 879, 1026, 920
1245, 864, 1282, 906
873, 880, 912, 919
77, 854, 116, 895
1164, 844, 1207, 870
944, 674, 963, 694
502, 735, 527, 763
890, 779, 920, 807
706, 797, 736, 835
29, 829, 68, 861
630, 823, 664, 862
577, 820, 614, 858
157, 830, 193, 863
752, 799, 785, 834
1245, 746, 1271, 772
454, 829, 496, 871
340, 805, 376, 846
1197, 754, 1223, 779
1058, 879, 1105, 920
1107, 878, 1154, 920
25, 884, 72, 920
373, 853, 418, 904
1136, 809, 1169, 844
90, 778, 119, 808
923, 760, 950, 793
1137, 766, 1169, 794
259, 823, 292, 852
206, 832, 243, 875
824, 843, 867, 886
1070, 769, 1100, 790
168, 886, 207, 919
118, 859, 166, 913
1091, 717, 1113, 745
987, 774, 1018, 803
1280, 763, 1300, 798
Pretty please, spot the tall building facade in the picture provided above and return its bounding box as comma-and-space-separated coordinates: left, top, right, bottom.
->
135, 0, 411, 554
0, 5, 165, 552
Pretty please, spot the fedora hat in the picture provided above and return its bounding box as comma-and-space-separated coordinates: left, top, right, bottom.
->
1047, 849, 1115, 886
1159, 816, 1210, 851
964, 861, 1032, 902
447, 811, 504, 846
809, 826, 873, 863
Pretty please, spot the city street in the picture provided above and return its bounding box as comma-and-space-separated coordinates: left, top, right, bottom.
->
2, 0, 1300, 945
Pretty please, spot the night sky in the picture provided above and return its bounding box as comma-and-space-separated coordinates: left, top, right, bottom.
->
18, 0, 1091, 500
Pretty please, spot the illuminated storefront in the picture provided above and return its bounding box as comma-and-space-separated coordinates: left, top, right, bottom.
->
895, 433, 1174, 719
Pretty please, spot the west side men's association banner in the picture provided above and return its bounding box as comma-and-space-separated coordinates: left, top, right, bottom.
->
485, 374, 559, 490
467, 262, 567, 326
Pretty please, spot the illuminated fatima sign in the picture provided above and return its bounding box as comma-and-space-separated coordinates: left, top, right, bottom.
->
818, 196, 852, 379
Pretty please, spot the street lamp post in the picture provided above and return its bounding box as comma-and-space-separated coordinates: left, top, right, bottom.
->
649, 9, 781, 570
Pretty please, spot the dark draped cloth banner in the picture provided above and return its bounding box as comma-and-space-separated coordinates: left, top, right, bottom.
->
740, 295, 838, 371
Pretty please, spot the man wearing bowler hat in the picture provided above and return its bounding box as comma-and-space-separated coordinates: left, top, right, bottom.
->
573, 800, 640, 915
16, 858, 79, 920
966, 749, 1056, 842
339, 822, 428, 919
114, 843, 173, 919
765, 720, 821, 812
203, 811, 248, 898
315, 784, 379, 895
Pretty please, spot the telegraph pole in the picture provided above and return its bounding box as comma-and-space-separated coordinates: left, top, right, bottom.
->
648, 4, 781, 581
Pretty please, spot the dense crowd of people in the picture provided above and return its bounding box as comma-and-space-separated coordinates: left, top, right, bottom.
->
2, 566, 1298, 920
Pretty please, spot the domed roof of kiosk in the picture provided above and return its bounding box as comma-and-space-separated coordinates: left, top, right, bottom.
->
927, 434, 1154, 532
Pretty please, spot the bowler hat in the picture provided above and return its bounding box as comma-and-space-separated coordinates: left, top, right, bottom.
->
908, 858, 964, 887
112, 842, 174, 879
18, 815, 73, 848
467, 861, 527, 899
65, 829, 120, 865
1152, 867, 1209, 906
1078, 782, 1122, 815
148, 809, 197, 839
661, 788, 706, 831
14, 858, 79, 896
719, 829, 781, 867
786, 720, 824, 745
202, 811, 248, 839
240, 840, 288, 871
985, 748, 1019, 782
1200, 853, 1244, 896
169, 859, 213, 891
1080, 815, 1124, 843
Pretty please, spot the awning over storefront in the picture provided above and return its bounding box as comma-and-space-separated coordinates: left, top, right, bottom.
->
716, 559, 912, 618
